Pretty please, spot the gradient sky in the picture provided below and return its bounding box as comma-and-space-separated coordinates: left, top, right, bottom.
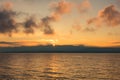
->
0, 0, 120, 47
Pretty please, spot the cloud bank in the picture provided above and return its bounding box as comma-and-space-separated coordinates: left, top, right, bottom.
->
0, 0, 74, 36
0, 0, 119, 37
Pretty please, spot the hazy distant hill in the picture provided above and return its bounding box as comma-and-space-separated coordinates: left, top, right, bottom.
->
0, 45, 120, 53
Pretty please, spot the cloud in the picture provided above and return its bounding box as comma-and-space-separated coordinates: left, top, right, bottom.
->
88, 5, 120, 27
22, 0, 73, 35
110, 41, 120, 46
77, 0, 91, 13
0, 2, 18, 36
40, 0, 72, 35
50, 0, 72, 20
41, 16, 54, 35
0, 1, 55, 36
51, 0, 72, 14
0, 41, 18, 45
2, 2, 13, 10
23, 17, 38, 34
0, 0, 73, 36
99, 5, 120, 26
72, 24, 95, 32
23, 15, 55, 35
0, 41, 21, 47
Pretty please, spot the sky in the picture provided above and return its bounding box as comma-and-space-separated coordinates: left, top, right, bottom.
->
0, 0, 120, 47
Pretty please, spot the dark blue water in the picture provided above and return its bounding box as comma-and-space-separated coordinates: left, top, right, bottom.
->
0, 53, 120, 80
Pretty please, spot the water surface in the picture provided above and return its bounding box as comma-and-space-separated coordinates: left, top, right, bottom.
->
0, 53, 120, 80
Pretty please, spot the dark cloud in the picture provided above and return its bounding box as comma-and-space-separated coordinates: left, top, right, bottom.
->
0, 1, 55, 36
41, 16, 54, 34
88, 5, 120, 27
0, 41, 21, 46
43, 26, 54, 34
23, 17, 38, 34
0, 0, 72, 36
0, 2, 18, 36
22, 16, 55, 35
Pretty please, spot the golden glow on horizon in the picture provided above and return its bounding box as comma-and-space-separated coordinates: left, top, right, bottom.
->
0, 38, 120, 47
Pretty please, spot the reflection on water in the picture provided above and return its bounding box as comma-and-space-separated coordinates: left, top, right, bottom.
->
0, 53, 120, 80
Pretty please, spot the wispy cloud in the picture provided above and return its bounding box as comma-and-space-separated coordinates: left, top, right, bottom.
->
112, 41, 120, 44
0, 41, 21, 47
0, 39, 58, 47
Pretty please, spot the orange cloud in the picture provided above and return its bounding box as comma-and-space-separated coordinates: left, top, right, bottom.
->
3, 2, 13, 10
88, 5, 120, 27
50, 0, 72, 21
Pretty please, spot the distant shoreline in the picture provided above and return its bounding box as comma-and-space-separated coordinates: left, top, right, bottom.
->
0, 45, 120, 53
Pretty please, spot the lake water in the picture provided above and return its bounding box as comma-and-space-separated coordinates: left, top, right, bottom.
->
0, 53, 120, 80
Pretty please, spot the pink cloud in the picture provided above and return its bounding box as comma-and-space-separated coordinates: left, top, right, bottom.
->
88, 5, 120, 27
2, 2, 13, 10
50, 0, 73, 21
51, 0, 72, 14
